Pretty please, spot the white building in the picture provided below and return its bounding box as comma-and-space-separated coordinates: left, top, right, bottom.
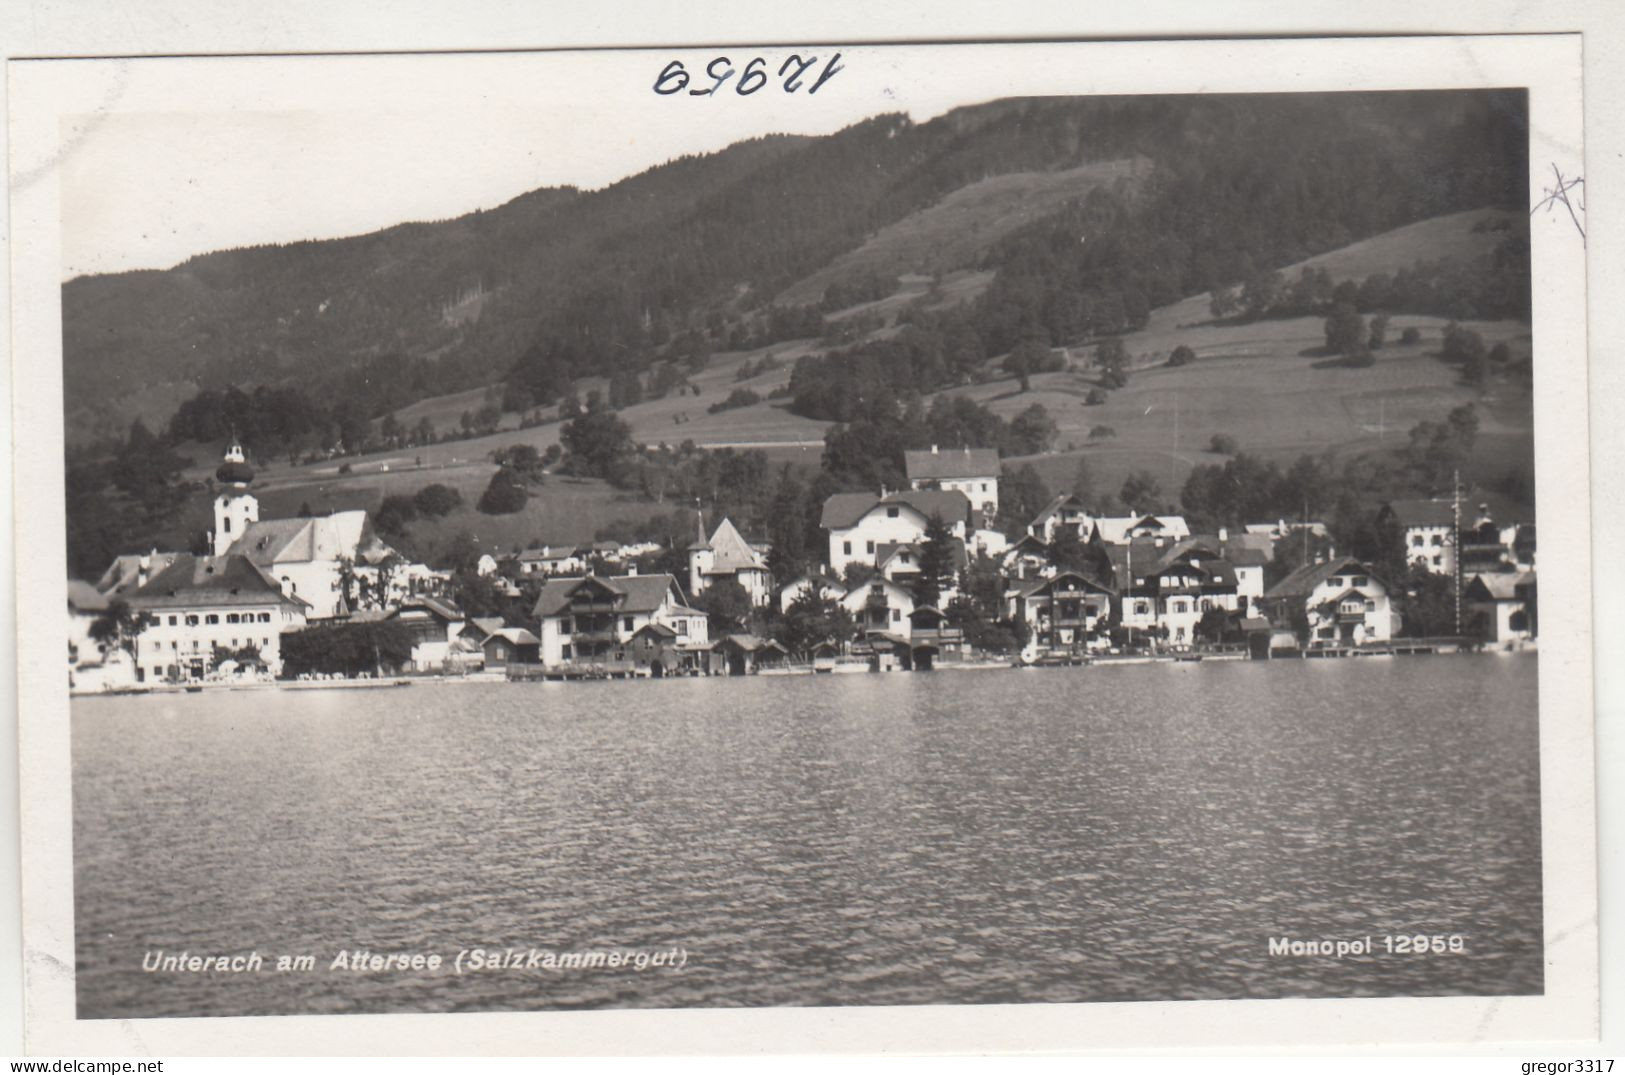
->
688, 517, 773, 606
821, 489, 972, 576
207, 443, 395, 619
1263, 556, 1393, 648
1090, 514, 1191, 546
1028, 493, 1094, 543
839, 575, 916, 636
532, 573, 708, 666
125, 553, 310, 681
778, 573, 847, 613
1378, 499, 1457, 575
903, 446, 1000, 516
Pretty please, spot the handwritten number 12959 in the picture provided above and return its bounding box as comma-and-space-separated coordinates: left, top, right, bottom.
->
654, 54, 844, 97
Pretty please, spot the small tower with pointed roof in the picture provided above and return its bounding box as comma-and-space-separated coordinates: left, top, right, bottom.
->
212, 439, 259, 554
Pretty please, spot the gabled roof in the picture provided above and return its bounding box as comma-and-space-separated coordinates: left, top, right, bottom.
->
1029, 493, 1090, 529
464, 616, 506, 640
532, 573, 684, 618
1381, 499, 1456, 529
225, 510, 391, 567
1091, 515, 1190, 545
903, 447, 1001, 482
1466, 572, 1524, 601
1014, 569, 1116, 600
487, 627, 540, 646
632, 621, 679, 640
389, 596, 464, 622
1264, 557, 1385, 601
127, 554, 308, 611
820, 489, 973, 530
96, 551, 183, 597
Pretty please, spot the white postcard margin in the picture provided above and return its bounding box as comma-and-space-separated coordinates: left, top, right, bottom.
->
7, 34, 1594, 1055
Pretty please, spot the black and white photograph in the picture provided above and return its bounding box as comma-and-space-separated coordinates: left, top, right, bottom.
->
8, 33, 1597, 1055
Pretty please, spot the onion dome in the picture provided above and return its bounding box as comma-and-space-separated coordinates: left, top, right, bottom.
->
215, 441, 255, 487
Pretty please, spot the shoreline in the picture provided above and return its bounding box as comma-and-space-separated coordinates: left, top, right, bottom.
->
69, 644, 1537, 697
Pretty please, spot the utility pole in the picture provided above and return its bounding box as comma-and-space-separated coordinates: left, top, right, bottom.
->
1452, 469, 1463, 637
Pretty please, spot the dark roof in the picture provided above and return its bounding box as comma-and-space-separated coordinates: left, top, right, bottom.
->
1264, 557, 1384, 601
1382, 499, 1456, 529
532, 573, 683, 618
820, 489, 973, 530
127, 554, 308, 611
903, 447, 1000, 482
67, 579, 109, 613
389, 596, 464, 622
1029, 493, 1089, 529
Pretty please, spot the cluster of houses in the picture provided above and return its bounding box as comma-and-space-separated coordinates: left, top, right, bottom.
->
66, 442, 1540, 690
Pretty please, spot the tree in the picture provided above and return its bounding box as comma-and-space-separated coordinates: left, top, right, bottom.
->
1400, 326, 1422, 345
1323, 302, 1366, 355
913, 513, 958, 608
777, 591, 853, 659
1368, 314, 1390, 350
560, 410, 636, 481
1209, 433, 1239, 455
1007, 338, 1050, 392
696, 578, 753, 636
1085, 387, 1108, 405
88, 599, 149, 656
477, 467, 530, 514
1096, 337, 1129, 388
1119, 470, 1164, 514
1070, 456, 1096, 502
413, 483, 463, 517
1168, 344, 1196, 367
1007, 403, 1058, 456
996, 464, 1053, 539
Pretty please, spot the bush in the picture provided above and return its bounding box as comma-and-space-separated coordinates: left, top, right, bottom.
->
1168, 345, 1196, 367
1209, 433, 1239, 455
1088, 425, 1117, 440
476, 467, 530, 514
1347, 346, 1376, 368
1401, 326, 1421, 345
1085, 388, 1109, 406
413, 483, 463, 517
707, 387, 762, 415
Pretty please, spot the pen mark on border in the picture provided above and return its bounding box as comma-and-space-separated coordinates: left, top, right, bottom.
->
1531, 161, 1584, 244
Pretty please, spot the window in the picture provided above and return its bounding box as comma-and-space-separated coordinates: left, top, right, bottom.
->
1365, 600, 1376, 612
981, 483, 988, 492
167, 615, 178, 626
1353, 575, 1369, 586
1172, 601, 1186, 614
185, 615, 199, 626
623, 616, 634, 632
561, 644, 572, 660
223, 517, 231, 533
843, 541, 852, 555
866, 541, 875, 554
1431, 534, 1443, 546
205, 614, 219, 625
1432, 555, 1442, 566
1411, 534, 1424, 546
1327, 577, 1342, 588
559, 617, 572, 635
677, 621, 687, 636
891, 609, 900, 623
1134, 601, 1149, 615
887, 507, 900, 518
259, 613, 271, 623
226, 613, 238, 624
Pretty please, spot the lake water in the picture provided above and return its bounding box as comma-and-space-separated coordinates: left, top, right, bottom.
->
72, 655, 1542, 1018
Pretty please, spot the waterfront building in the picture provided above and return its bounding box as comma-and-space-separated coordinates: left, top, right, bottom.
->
903, 446, 1000, 516
1378, 499, 1459, 575
67, 580, 138, 691
380, 597, 466, 672
821, 489, 972, 576
1465, 570, 1538, 644
839, 575, 916, 635
688, 517, 773, 606
125, 553, 310, 681
532, 573, 709, 667
95, 550, 182, 599
1006, 570, 1115, 653
1262, 556, 1393, 648
1102, 540, 1243, 646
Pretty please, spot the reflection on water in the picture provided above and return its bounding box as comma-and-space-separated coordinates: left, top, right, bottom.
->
72, 655, 1541, 1017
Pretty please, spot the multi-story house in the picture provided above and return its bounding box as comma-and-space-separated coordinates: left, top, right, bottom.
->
688, 517, 773, 606
532, 573, 708, 667
903, 446, 1000, 516
1090, 514, 1191, 546
1006, 570, 1115, 652
1378, 499, 1458, 575
1103, 540, 1242, 646
839, 576, 916, 637
821, 489, 972, 575
125, 553, 310, 681
1027, 493, 1094, 544
1262, 556, 1393, 647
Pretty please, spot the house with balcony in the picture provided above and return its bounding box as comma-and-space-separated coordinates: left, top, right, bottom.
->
906, 606, 965, 668
533, 573, 709, 670
1027, 493, 1095, 544
903, 446, 1000, 516
1006, 570, 1115, 653
821, 489, 973, 575
1101, 540, 1243, 647
1262, 556, 1393, 648
839, 575, 916, 638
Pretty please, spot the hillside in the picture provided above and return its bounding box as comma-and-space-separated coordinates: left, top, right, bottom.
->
63, 91, 1526, 450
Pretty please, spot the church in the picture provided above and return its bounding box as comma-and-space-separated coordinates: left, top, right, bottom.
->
209, 441, 396, 620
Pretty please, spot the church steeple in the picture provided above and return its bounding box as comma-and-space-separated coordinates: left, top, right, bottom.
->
212, 439, 259, 553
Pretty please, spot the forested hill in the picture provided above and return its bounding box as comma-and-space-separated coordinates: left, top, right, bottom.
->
62, 90, 1526, 448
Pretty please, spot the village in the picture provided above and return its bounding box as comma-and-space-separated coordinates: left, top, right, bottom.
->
65, 439, 1538, 692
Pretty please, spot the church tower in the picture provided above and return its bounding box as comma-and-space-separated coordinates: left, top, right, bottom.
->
212, 440, 259, 554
